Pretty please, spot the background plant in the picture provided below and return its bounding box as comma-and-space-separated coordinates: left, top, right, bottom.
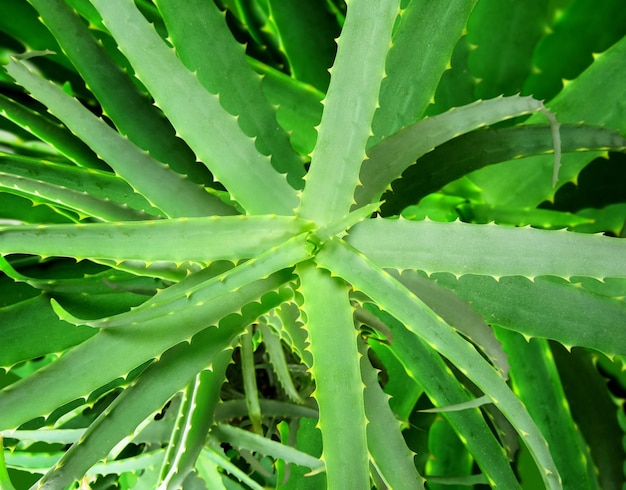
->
0, 0, 625, 489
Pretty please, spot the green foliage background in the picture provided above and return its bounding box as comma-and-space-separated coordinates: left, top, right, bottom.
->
0, 0, 625, 489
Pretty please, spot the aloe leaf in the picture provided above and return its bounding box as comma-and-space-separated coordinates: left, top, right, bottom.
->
383, 124, 626, 214
0, 93, 107, 170
470, 35, 626, 207
240, 325, 264, 435
389, 269, 509, 379
253, 59, 323, 156
297, 261, 369, 488
357, 95, 557, 208
211, 424, 323, 472
198, 447, 264, 490
347, 218, 626, 279
433, 274, 626, 357
524, 0, 626, 101
35, 318, 244, 489
258, 321, 303, 404
0, 294, 90, 368
26, 0, 212, 185
315, 238, 561, 490
158, 352, 231, 489
553, 347, 626, 490
425, 417, 474, 490
370, 0, 478, 145
466, 0, 548, 100
298, 0, 400, 225
496, 329, 600, 490
359, 340, 425, 489
0, 153, 160, 217
0, 437, 16, 490
0, 216, 314, 263
0, 172, 153, 222
89, 0, 298, 216
0, 257, 296, 431
155, 0, 305, 190
267, 0, 338, 92
363, 302, 521, 489
4, 57, 232, 218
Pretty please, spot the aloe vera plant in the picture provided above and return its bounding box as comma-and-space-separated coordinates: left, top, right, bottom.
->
1, 0, 626, 488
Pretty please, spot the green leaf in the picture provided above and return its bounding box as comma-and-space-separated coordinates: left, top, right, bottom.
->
298, 261, 369, 488
155, 0, 306, 190
4, 56, 231, 218
370, 0, 478, 144
298, 0, 400, 225
35, 321, 242, 489
0, 153, 160, 217
357, 95, 557, 208
0, 216, 314, 263
470, 34, 626, 207
496, 330, 600, 490
0, 257, 296, 431
27, 0, 212, 185
267, 0, 338, 92
383, 124, 626, 215
315, 238, 561, 490
347, 218, 626, 279
433, 274, 626, 357
89, 0, 299, 216
359, 340, 425, 489
0, 93, 107, 170
211, 424, 323, 472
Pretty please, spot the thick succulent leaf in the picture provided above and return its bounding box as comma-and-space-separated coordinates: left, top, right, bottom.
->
0, 93, 107, 170
0, 215, 314, 263
0, 153, 160, 217
425, 417, 474, 489
27, 0, 212, 185
315, 238, 561, 490
0, 172, 152, 222
363, 303, 520, 489
298, 261, 369, 488
4, 57, 231, 218
266, 0, 338, 92
359, 340, 425, 489
35, 319, 245, 489
347, 218, 626, 279
254, 60, 323, 156
0, 244, 300, 430
383, 124, 626, 215
389, 269, 508, 379
470, 34, 626, 207
369, 0, 478, 145
155, 0, 305, 190
523, 0, 626, 101
466, 0, 548, 100
433, 274, 626, 357
298, 0, 400, 225
552, 346, 626, 490
157, 354, 230, 489
496, 329, 600, 490
357, 96, 558, 208
89, 0, 299, 216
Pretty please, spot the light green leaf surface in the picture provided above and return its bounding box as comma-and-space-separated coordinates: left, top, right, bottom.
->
4, 57, 231, 218
298, 261, 369, 488
315, 238, 561, 490
357, 95, 556, 208
298, 0, 400, 224
0, 215, 314, 263
89, 0, 299, 216
155, 0, 305, 190
347, 218, 626, 279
